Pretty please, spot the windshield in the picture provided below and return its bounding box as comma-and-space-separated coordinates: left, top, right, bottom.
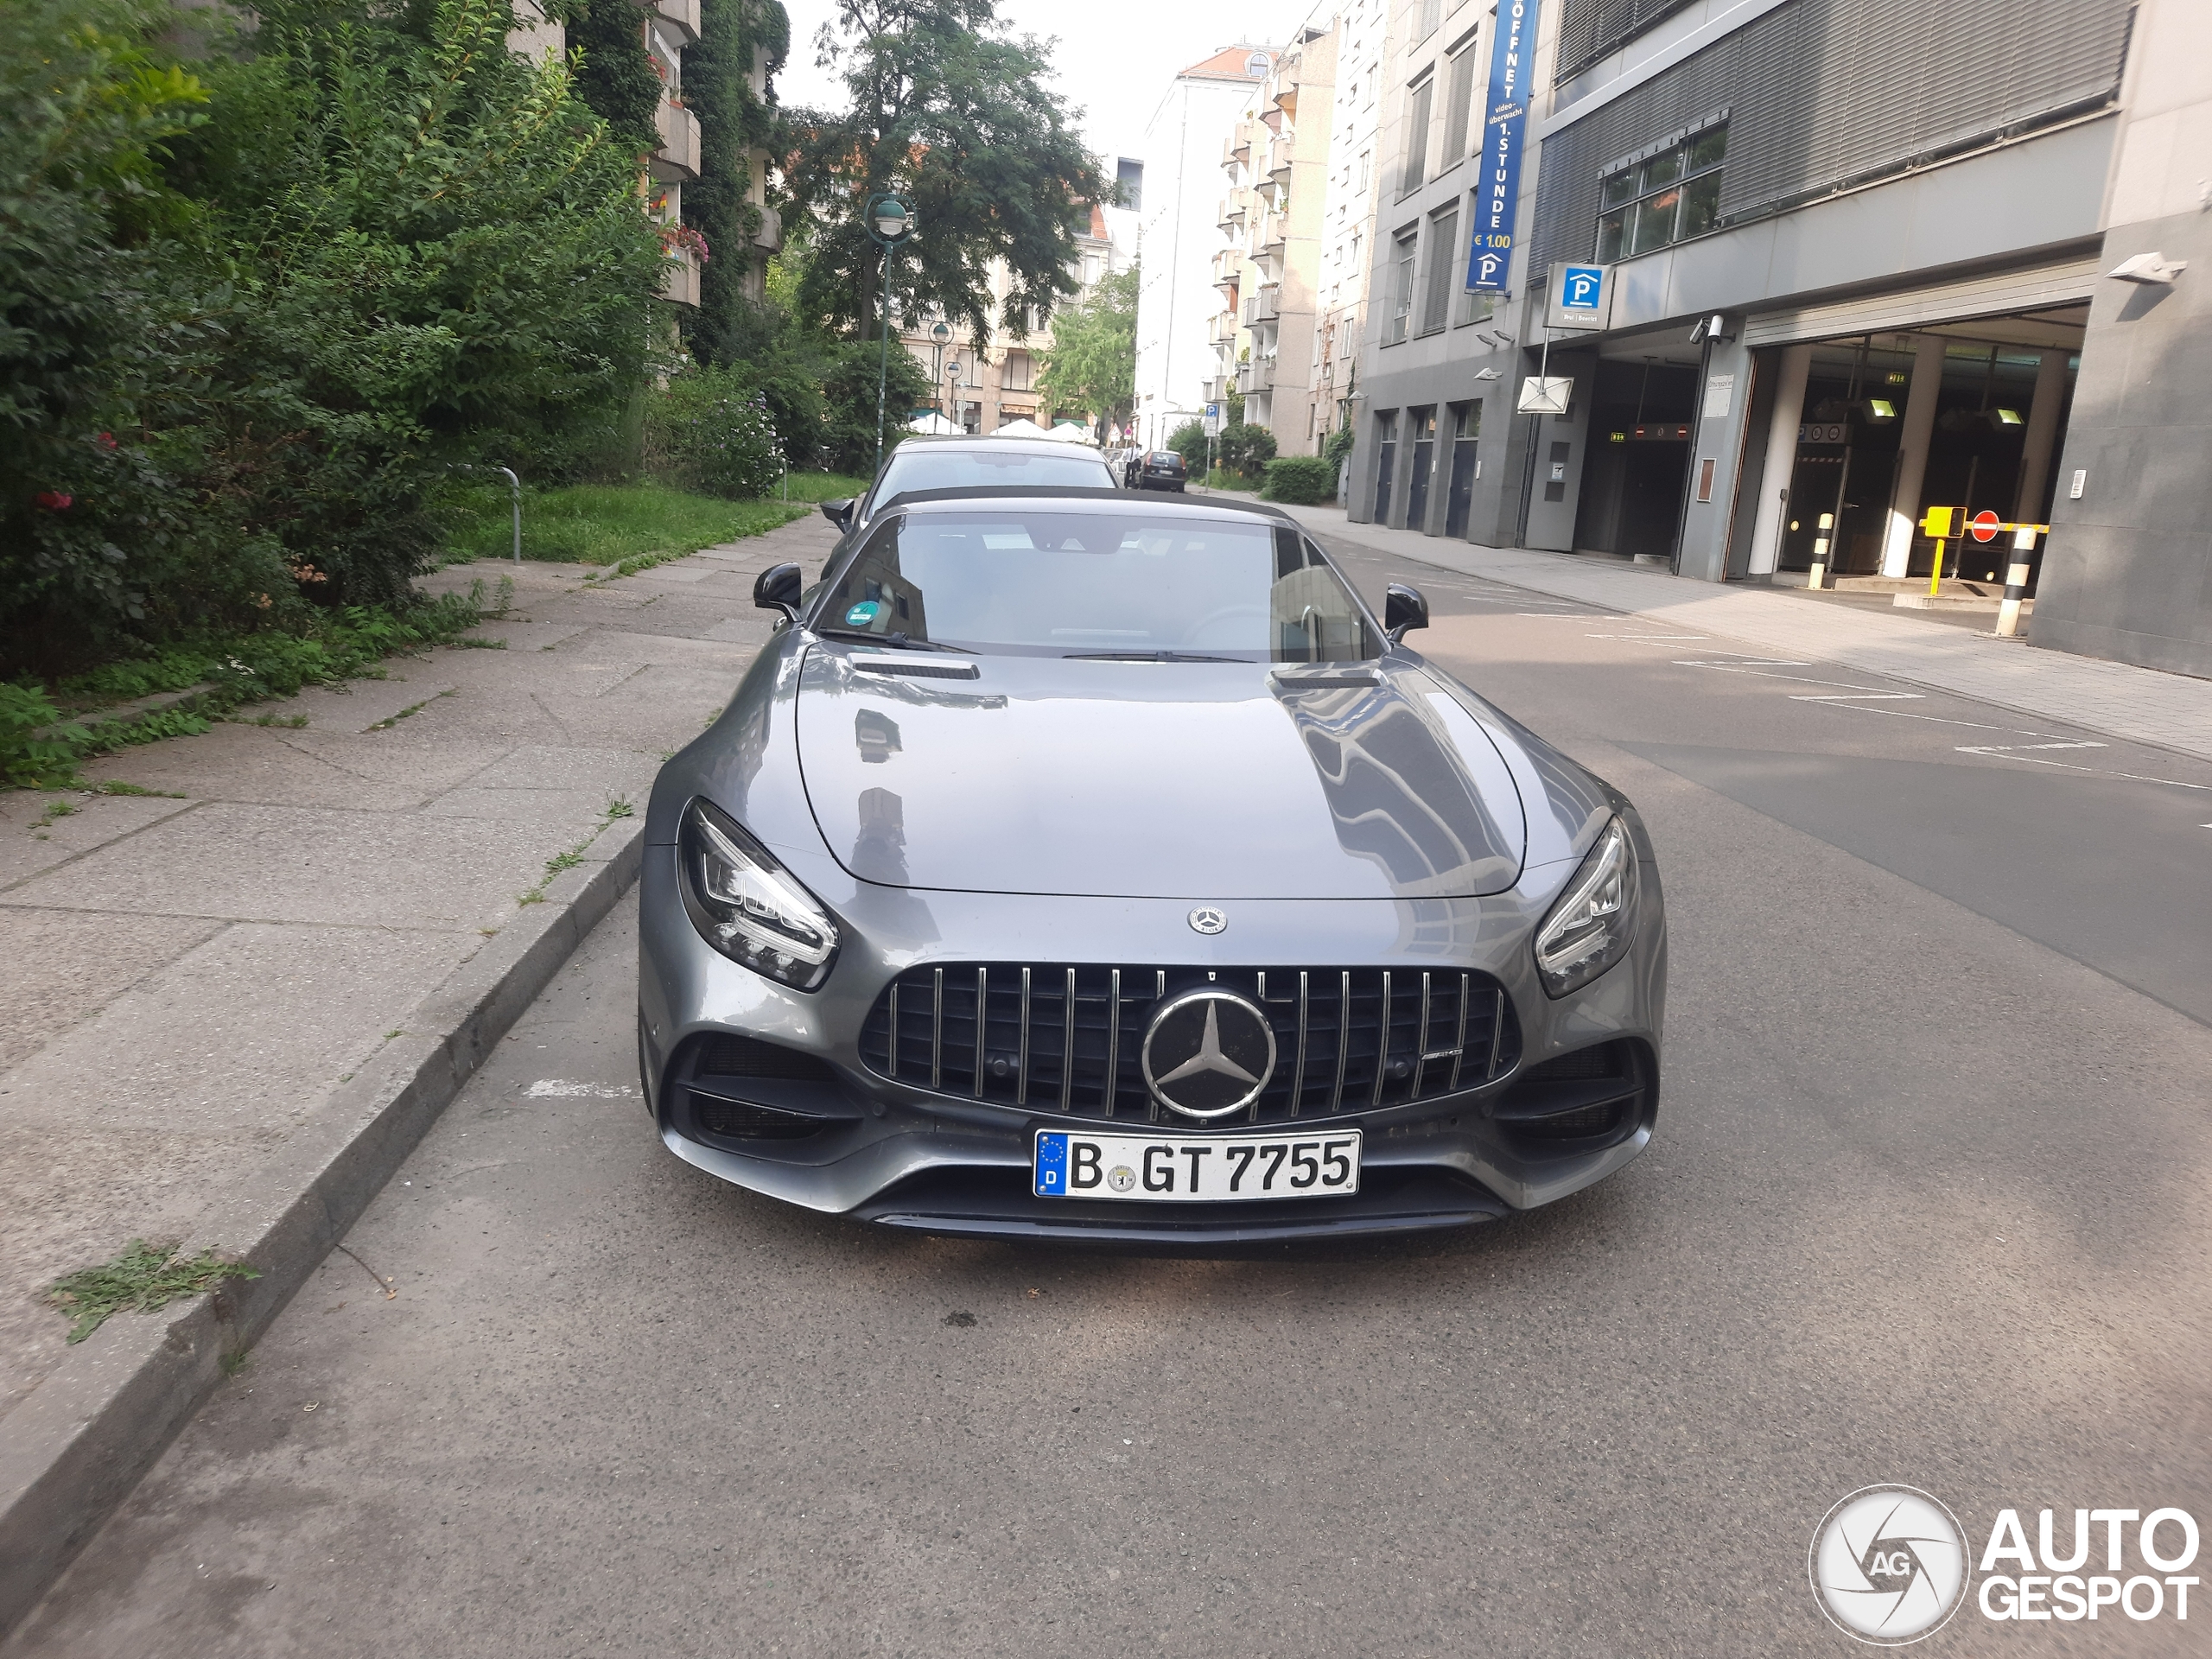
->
818, 511, 1381, 661
870, 446, 1112, 507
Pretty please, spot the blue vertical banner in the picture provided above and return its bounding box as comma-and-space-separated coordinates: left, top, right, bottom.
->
1466, 0, 1541, 292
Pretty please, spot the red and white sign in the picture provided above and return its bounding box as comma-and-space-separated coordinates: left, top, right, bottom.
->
1969, 510, 2001, 543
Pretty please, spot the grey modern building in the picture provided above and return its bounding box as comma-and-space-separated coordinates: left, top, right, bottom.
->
1349, 0, 2211, 679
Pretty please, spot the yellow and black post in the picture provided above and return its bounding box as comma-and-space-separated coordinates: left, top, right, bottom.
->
1918, 505, 1957, 598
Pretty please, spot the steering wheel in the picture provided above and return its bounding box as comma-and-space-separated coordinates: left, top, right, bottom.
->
1181, 605, 1268, 649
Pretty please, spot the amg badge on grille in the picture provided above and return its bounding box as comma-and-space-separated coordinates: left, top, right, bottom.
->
1141, 989, 1277, 1119
1186, 906, 1227, 935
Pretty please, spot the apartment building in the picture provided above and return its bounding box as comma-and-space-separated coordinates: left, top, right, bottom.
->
1307, 0, 1393, 455
1207, 29, 1338, 451
901, 207, 1128, 434
509, 0, 782, 309
1135, 46, 1278, 448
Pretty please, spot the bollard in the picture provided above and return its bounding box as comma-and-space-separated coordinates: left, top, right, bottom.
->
1994, 526, 2035, 638
1805, 512, 1834, 590
493, 465, 521, 563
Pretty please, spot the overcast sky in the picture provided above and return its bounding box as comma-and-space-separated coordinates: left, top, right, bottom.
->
774, 0, 1314, 166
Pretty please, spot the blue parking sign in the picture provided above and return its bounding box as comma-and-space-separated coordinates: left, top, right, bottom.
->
1560, 264, 1605, 315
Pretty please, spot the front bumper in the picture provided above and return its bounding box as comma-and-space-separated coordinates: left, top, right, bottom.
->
637, 849, 1667, 1242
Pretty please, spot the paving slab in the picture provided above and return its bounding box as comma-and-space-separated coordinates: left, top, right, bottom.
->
0, 512, 839, 1517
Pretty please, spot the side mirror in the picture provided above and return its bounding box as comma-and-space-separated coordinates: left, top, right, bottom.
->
753, 562, 803, 620
1384, 583, 1429, 643
819, 499, 854, 531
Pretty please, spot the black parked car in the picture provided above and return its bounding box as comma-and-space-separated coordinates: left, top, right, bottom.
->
1135, 449, 1188, 492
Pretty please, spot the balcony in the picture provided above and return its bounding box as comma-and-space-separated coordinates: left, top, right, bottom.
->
752, 202, 782, 253
1252, 284, 1281, 322
642, 0, 699, 43
1210, 310, 1238, 345
663, 245, 701, 307
1217, 193, 1249, 234
652, 100, 700, 181
1236, 359, 1275, 394
1201, 375, 1229, 403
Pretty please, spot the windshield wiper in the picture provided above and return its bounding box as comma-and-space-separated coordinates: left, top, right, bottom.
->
813, 626, 973, 654
1062, 650, 1248, 664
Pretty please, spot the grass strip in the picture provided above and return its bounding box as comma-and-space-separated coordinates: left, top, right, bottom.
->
46, 1239, 261, 1344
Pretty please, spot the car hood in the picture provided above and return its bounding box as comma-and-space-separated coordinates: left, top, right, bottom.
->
793, 644, 1526, 899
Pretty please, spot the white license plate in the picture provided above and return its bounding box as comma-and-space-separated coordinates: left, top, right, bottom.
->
1032, 1128, 1362, 1203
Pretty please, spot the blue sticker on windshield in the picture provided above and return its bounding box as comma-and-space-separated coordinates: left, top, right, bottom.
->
844, 601, 880, 626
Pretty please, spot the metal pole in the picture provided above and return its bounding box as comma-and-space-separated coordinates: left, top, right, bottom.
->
875, 245, 893, 474
494, 466, 521, 563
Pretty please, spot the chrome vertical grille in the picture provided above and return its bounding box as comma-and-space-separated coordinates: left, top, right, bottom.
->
858, 963, 1520, 1123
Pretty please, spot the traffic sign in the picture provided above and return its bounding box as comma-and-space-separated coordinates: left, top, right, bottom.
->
1545, 262, 1612, 332
1203, 402, 1223, 437
1918, 505, 1957, 538
1968, 510, 2001, 543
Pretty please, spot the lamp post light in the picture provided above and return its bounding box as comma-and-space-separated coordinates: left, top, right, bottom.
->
930, 321, 951, 416
864, 193, 916, 473
945, 359, 965, 433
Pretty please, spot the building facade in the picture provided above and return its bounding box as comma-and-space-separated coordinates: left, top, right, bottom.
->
1135, 46, 1278, 448
1308, 0, 1394, 457
509, 0, 782, 309
900, 206, 1128, 435
1343, 0, 2209, 677
1210, 29, 1338, 450
1345, 0, 1518, 543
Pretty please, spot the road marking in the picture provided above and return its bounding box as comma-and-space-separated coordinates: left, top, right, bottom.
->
1955, 742, 2107, 754
1588, 633, 1709, 640
1955, 747, 2212, 791
1789, 692, 1927, 702
1673, 658, 1813, 667
524, 1079, 640, 1098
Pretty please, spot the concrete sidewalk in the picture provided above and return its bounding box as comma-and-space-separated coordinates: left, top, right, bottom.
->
0, 513, 832, 1426
1286, 505, 2212, 764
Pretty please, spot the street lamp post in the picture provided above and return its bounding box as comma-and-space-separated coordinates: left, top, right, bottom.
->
945, 359, 965, 432
930, 321, 951, 416
864, 193, 915, 474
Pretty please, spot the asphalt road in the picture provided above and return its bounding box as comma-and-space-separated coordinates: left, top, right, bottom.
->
12, 542, 2212, 1657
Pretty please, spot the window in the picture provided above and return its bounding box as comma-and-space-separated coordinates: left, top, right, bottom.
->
830, 512, 1378, 662
1401, 75, 1434, 195
1002, 350, 1033, 391
1420, 207, 1459, 334
1415, 0, 1441, 43
1596, 124, 1726, 262
1440, 34, 1478, 163
1357, 150, 1372, 196
1386, 228, 1418, 344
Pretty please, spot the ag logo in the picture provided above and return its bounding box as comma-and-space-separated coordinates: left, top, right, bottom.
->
1810, 1486, 1968, 1644
1187, 906, 1227, 935
1141, 988, 1276, 1119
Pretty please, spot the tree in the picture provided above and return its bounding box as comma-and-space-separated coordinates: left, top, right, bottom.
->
785, 0, 1104, 349
1037, 266, 1135, 434
2, 0, 671, 675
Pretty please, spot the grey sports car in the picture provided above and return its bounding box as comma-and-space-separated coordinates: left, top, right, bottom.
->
638, 487, 1666, 1243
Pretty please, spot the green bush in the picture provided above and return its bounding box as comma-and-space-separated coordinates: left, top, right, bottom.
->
1324, 423, 1356, 469
1262, 455, 1335, 505
1, 0, 669, 682
1167, 420, 1206, 471
1217, 422, 1278, 480
649, 371, 785, 499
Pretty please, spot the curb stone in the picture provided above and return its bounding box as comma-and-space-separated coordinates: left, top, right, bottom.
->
0, 816, 646, 1639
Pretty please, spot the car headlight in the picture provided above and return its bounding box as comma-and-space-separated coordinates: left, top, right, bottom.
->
677, 798, 840, 990
1532, 815, 1639, 999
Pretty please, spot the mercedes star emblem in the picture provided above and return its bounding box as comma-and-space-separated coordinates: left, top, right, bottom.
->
1187, 906, 1227, 935
1141, 988, 1277, 1119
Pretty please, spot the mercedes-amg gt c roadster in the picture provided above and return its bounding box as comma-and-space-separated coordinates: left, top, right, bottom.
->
637, 486, 1666, 1243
